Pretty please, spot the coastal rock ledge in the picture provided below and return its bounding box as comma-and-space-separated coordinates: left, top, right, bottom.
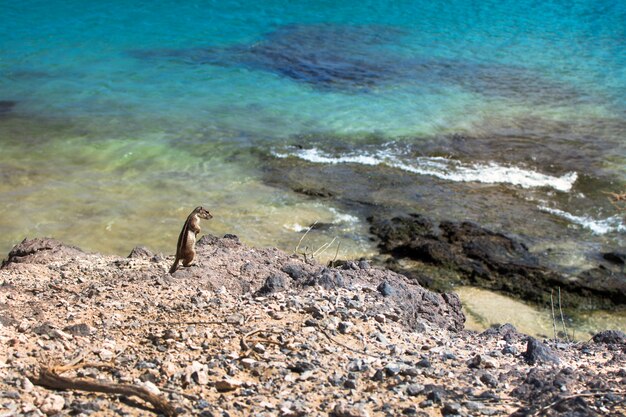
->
0, 236, 624, 416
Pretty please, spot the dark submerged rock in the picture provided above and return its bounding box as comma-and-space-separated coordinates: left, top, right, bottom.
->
369, 213, 626, 309
0, 100, 16, 115
131, 23, 577, 100
602, 251, 625, 265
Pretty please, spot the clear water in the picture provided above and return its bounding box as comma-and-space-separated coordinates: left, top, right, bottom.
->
1, 2, 625, 272
458, 286, 626, 341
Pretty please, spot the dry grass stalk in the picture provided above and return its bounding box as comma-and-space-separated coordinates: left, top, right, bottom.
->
558, 287, 570, 342
550, 290, 558, 341
294, 221, 318, 255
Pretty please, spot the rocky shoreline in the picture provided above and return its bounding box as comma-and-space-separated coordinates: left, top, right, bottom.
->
0, 236, 624, 416
368, 213, 626, 310
262, 151, 626, 313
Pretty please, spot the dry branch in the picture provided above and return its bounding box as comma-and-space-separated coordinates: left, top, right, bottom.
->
32, 366, 178, 417
319, 327, 380, 359
533, 390, 625, 416
606, 191, 626, 212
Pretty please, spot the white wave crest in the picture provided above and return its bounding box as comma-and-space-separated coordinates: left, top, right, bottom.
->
539, 206, 626, 235
273, 148, 577, 192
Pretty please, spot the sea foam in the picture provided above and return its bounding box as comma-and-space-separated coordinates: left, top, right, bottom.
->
539, 206, 626, 235
274, 148, 578, 192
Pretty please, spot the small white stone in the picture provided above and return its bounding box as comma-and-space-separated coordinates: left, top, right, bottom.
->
22, 377, 34, 393
98, 348, 114, 361
140, 380, 161, 396
241, 358, 257, 369
50, 329, 72, 340
18, 320, 30, 333
40, 394, 65, 415
215, 377, 243, 392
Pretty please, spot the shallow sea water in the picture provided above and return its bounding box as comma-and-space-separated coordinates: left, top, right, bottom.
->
1, 1, 625, 333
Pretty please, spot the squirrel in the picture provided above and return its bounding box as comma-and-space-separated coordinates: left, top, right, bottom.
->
169, 206, 213, 274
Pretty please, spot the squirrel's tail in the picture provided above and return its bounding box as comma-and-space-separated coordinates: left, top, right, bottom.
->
169, 258, 179, 274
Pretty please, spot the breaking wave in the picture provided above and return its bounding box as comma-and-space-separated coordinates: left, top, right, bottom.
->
273, 147, 577, 192
539, 206, 626, 235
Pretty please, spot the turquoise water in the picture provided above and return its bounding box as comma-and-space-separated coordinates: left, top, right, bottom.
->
1, 0, 625, 261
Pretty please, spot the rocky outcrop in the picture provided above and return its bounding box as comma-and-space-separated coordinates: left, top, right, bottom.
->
1, 235, 464, 332
1, 237, 84, 266
0, 236, 623, 416
369, 214, 626, 309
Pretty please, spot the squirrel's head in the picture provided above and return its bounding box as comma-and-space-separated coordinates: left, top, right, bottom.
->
195, 206, 213, 220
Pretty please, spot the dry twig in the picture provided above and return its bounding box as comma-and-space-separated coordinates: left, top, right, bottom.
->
295, 221, 318, 255
605, 191, 626, 213
313, 236, 337, 259
319, 327, 380, 359
533, 390, 625, 415
31, 366, 178, 416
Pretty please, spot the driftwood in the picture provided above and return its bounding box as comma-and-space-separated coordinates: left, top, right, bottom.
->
32, 366, 178, 416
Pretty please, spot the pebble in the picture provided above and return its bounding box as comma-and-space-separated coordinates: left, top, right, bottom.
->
377, 281, 394, 297
348, 359, 369, 372
523, 338, 560, 365
22, 378, 34, 393
406, 384, 424, 396
215, 377, 243, 392
339, 321, 354, 334
402, 406, 419, 415
225, 313, 245, 325
187, 361, 209, 385
40, 394, 65, 415
333, 402, 369, 417
416, 358, 431, 368
140, 380, 161, 395
135, 360, 158, 369
480, 372, 499, 388
241, 358, 257, 369
502, 344, 518, 355
288, 361, 315, 373
63, 323, 92, 336
372, 369, 385, 382
463, 401, 484, 411
162, 329, 180, 340
98, 348, 114, 361
384, 364, 401, 376
18, 320, 31, 333
344, 379, 358, 389
280, 400, 308, 417
372, 332, 388, 344
441, 402, 463, 416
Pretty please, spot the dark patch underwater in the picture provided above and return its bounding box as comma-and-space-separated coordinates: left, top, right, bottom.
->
130, 23, 582, 102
